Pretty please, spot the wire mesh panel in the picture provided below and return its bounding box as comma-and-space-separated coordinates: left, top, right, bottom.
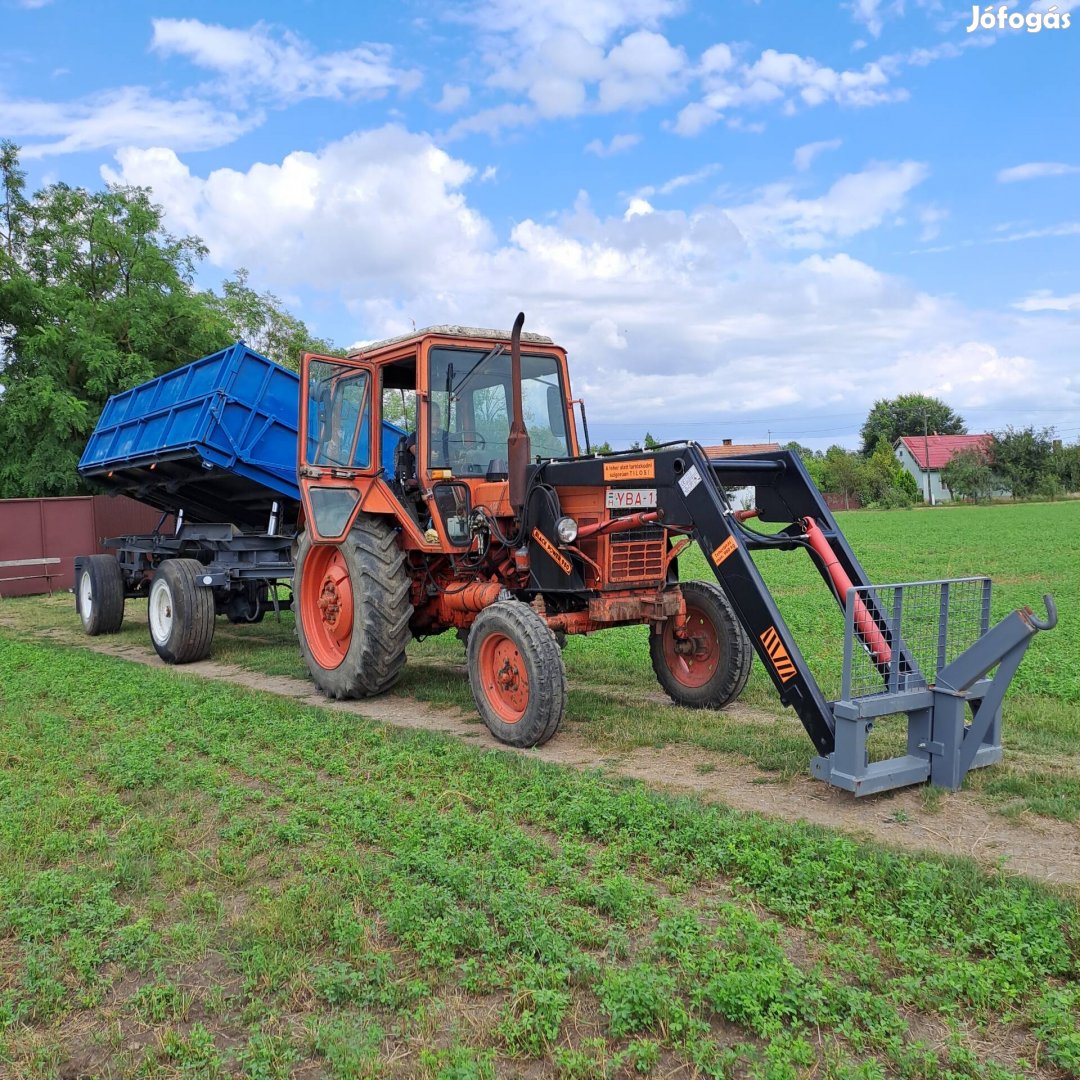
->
840, 578, 991, 700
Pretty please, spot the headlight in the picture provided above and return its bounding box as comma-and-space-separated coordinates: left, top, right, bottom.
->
556, 516, 578, 544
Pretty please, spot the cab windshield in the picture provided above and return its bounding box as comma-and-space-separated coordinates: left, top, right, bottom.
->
427, 347, 570, 475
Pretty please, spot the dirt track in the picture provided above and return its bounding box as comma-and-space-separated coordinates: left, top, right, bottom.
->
4, 615, 1079, 890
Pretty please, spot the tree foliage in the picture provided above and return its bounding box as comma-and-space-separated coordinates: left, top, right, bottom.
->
207, 268, 338, 371
0, 143, 335, 498
859, 394, 966, 456
1054, 442, 1080, 494
989, 426, 1054, 499
941, 448, 995, 503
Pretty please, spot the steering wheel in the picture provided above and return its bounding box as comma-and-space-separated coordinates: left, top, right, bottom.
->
446, 431, 487, 452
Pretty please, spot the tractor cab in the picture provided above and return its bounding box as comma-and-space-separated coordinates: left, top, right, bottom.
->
298, 326, 578, 554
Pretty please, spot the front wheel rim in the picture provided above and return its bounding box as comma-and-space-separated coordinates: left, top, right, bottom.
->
300, 545, 354, 670
477, 632, 529, 723
663, 603, 721, 688
149, 579, 174, 646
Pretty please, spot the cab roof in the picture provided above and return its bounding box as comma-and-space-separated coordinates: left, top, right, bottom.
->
349, 324, 555, 358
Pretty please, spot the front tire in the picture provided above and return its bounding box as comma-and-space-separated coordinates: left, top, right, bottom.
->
295, 516, 413, 699
467, 601, 567, 748
651, 581, 752, 709
147, 558, 216, 663
78, 555, 125, 636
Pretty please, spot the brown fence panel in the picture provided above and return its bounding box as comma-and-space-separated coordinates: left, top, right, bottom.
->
0, 495, 161, 597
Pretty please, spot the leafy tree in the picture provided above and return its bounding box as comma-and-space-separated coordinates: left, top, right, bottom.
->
820, 446, 864, 509
859, 394, 966, 456
591, 440, 614, 455
861, 438, 917, 508
1053, 441, 1080, 494
783, 441, 826, 488
941, 447, 995, 503
643, 431, 660, 449
0, 144, 231, 497
208, 268, 337, 371
0, 142, 337, 498
989, 426, 1054, 498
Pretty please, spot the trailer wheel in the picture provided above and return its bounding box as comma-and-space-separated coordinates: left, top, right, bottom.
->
295, 516, 412, 698
467, 601, 567, 748
147, 558, 216, 664
78, 555, 125, 636
651, 581, 752, 709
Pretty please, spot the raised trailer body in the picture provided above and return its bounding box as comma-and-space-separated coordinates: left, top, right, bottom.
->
75, 341, 405, 660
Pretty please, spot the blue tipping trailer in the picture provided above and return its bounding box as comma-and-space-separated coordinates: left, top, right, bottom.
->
82, 342, 302, 532
75, 342, 407, 663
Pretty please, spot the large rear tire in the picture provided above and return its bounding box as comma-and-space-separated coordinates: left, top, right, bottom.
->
295, 516, 412, 699
651, 581, 752, 709
467, 601, 566, 748
78, 555, 125, 636
147, 558, 216, 664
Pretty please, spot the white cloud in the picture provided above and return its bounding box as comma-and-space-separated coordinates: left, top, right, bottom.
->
1013, 290, 1080, 312
150, 18, 421, 105
445, 0, 687, 134
673, 101, 722, 136
596, 30, 688, 111
997, 161, 1080, 183
793, 137, 842, 171
917, 204, 948, 241
102, 127, 493, 291
847, 0, 896, 37
727, 161, 929, 249
435, 84, 471, 112
673, 47, 907, 136
105, 133, 1078, 437
634, 163, 720, 198
992, 221, 1080, 242
584, 133, 641, 157
0, 87, 254, 158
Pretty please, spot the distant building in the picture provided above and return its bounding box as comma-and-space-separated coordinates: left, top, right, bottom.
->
702, 439, 781, 458
894, 434, 993, 504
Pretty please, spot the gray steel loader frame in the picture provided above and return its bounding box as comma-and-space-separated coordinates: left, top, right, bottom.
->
812, 579, 1057, 795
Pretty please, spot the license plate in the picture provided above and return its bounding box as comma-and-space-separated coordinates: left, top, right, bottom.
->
605, 487, 657, 509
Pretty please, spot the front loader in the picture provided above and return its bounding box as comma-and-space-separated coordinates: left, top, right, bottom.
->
294, 314, 1055, 795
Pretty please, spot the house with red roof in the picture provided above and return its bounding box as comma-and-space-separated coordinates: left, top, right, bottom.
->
894, 434, 994, 504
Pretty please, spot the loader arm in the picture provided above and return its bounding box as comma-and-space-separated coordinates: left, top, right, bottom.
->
653, 444, 844, 756
539, 441, 1052, 793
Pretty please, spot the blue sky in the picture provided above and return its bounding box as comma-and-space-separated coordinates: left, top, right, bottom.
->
2, 0, 1078, 448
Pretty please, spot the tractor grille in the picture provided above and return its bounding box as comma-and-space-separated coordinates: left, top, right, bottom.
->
609, 508, 665, 544
609, 539, 665, 583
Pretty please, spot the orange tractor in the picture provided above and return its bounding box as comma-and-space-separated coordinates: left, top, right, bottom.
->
295, 314, 1054, 794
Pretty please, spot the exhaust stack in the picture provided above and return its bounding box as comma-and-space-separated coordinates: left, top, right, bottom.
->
507, 311, 530, 519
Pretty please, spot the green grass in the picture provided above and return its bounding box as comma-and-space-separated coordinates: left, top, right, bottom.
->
2, 500, 1077, 821
1, 633, 1078, 1077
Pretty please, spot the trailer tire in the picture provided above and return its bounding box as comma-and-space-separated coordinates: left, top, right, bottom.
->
467, 601, 567, 748
295, 516, 413, 699
78, 555, 125, 636
147, 558, 216, 664
651, 581, 752, 709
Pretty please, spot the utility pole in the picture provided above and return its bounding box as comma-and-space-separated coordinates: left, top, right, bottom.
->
923, 411, 934, 506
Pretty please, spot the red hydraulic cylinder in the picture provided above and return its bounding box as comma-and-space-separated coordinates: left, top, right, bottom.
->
802, 517, 892, 664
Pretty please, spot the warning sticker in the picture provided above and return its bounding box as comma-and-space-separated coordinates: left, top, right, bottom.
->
677, 464, 702, 496
603, 458, 655, 481
711, 535, 737, 566
531, 527, 572, 575
760, 625, 798, 683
